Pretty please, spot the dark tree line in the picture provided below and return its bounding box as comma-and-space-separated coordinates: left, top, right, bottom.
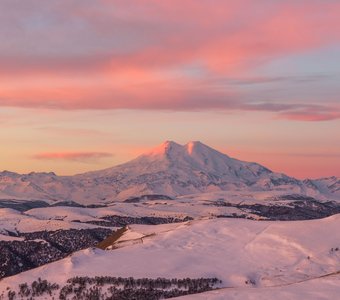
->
1, 276, 221, 299
59, 276, 221, 300
209, 198, 340, 220
18, 278, 59, 297
84, 215, 193, 227
1, 278, 59, 300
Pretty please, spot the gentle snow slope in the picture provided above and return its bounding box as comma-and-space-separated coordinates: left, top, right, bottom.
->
177, 274, 340, 300
0, 208, 103, 236
2, 215, 340, 298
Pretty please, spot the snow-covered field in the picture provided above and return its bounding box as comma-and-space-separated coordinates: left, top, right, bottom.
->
19, 189, 340, 226
23, 192, 259, 221
177, 275, 340, 300
1, 215, 340, 299
0, 208, 106, 236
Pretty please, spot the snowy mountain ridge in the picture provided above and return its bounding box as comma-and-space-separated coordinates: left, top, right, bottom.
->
0, 141, 338, 204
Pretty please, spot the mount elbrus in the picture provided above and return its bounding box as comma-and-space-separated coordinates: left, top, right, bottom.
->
0, 141, 338, 205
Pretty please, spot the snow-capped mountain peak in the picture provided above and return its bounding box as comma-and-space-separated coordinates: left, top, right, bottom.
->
142, 140, 182, 158
78, 141, 294, 201
131, 141, 249, 175
0, 141, 339, 204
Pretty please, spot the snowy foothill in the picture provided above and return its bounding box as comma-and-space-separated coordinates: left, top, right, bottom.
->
0, 207, 108, 237
1, 215, 340, 298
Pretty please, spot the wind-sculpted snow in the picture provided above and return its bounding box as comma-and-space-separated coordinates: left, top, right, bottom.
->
0, 141, 338, 205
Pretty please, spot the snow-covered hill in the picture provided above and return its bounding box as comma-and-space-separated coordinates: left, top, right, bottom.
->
2, 216, 340, 299
0, 208, 106, 235
0, 141, 338, 205
304, 176, 340, 196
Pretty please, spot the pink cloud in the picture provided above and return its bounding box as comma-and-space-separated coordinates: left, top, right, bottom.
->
0, 0, 339, 119
1, 1, 339, 74
0, 80, 339, 121
277, 105, 340, 121
33, 152, 113, 162
279, 111, 340, 122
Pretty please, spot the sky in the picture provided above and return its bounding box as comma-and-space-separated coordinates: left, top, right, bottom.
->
0, 0, 339, 179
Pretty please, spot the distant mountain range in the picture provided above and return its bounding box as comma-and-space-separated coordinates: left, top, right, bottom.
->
0, 141, 339, 204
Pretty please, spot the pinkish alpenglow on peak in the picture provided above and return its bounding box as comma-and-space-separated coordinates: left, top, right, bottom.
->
0, 141, 338, 204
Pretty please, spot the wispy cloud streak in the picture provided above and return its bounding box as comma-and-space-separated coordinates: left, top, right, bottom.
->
33, 152, 113, 163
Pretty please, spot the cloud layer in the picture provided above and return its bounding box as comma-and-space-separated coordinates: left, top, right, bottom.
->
33, 152, 113, 163
0, 0, 339, 121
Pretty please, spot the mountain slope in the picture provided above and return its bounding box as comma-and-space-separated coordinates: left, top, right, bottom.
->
84, 141, 273, 182
0, 141, 338, 204
304, 177, 340, 196
76, 141, 304, 201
